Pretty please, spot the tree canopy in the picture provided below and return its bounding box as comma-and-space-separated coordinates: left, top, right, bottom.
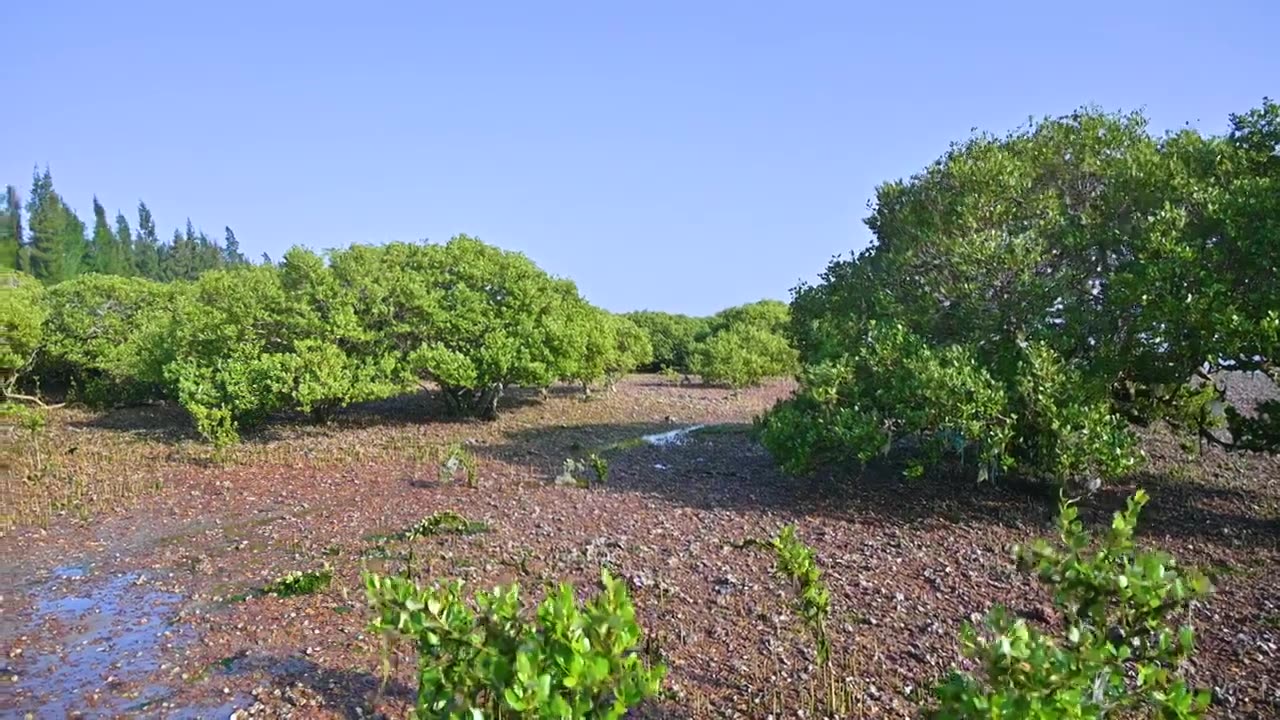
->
763, 99, 1280, 485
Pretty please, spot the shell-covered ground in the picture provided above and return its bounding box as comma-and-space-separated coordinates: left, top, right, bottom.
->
1, 376, 1278, 718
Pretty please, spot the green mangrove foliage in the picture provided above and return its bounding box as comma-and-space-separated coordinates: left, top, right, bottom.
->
262, 567, 333, 597
767, 525, 831, 666
934, 490, 1211, 718
364, 568, 665, 719
564, 307, 654, 393
3, 236, 659, 444
765, 99, 1280, 485
621, 311, 710, 373
1, 272, 46, 394
689, 300, 797, 388
36, 274, 181, 404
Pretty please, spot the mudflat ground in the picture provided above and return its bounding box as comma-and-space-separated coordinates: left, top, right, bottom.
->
2, 376, 1278, 718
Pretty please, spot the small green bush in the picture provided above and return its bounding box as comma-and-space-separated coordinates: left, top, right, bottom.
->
588, 453, 609, 485
262, 567, 333, 597
364, 568, 665, 719
933, 490, 1211, 719
404, 510, 489, 539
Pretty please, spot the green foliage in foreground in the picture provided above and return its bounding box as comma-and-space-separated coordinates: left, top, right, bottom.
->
934, 490, 1211, 719
365, 568, 664, 719
0, 272, 46, 393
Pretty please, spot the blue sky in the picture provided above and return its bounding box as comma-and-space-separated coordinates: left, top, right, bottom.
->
5, 1, 1277, 315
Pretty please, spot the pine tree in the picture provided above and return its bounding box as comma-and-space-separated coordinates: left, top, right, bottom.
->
58, 207, 87, 280
24, 166, 86, 284
133, 201, 161, 279
163, 226, 197, 281
0, 185, 21, 270
88, 195, 126, 275
199, 230, 223, 272
223, 226, 245, 265
114, 211, 134, 276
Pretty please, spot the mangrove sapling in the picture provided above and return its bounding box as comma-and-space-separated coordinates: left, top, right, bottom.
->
438, 443, 478, 486
733, 526, 834, 666
767, 525, 832, 666
588, 453, 609, 485
933, 489, 1212, 718
262, 567, 333, 597
404, 510, 490, 539
364, 568, 665, 718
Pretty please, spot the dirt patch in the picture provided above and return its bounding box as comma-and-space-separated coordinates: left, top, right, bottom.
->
1, 376, 1277, 718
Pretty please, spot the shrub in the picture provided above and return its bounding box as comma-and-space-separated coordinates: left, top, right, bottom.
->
336, 236, 596, 419
622, 311, 710, 372
687, 300, 797, 388
605, 315, 654, 388
0, 272, 46, 395
165, 266, 296, 444
404, 511, 489, 539
364, 568, 665, 718
933, 490, 1211, 719
588, 453, 609, 484
166, 255, 407, 444
763, 103, 1280, 483
282, 339, 401, 422
706, 299, 790, 336
760, 329, 1139, 486
37, 274, 180, 404
563, 310, 654, 393
690, 323, 797, 388
759, 322, 1009, 477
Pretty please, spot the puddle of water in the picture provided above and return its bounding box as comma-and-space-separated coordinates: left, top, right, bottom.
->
9, 571, 188, 718
53, 563, 90, 579
642, 425, 706, 446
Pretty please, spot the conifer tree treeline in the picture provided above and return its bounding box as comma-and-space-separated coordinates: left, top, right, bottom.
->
1, 166, 250, 283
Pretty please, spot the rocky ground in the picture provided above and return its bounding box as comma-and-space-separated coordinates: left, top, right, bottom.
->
1, 376, 1278, 718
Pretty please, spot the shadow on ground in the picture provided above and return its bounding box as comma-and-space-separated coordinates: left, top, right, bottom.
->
217, 651, 415, 720
489, 420, 1279, 551
71, 384, 555, 446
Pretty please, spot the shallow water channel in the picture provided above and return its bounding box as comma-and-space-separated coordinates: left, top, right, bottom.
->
6, 564, 190, 716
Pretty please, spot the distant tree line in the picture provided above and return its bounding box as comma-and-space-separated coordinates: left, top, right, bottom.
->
0, 166, 250, 284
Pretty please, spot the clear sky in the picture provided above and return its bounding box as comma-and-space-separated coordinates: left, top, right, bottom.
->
5, 1, 1277, 315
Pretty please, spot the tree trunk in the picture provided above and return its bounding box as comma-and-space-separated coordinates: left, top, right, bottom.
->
442, 383, 503, 420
